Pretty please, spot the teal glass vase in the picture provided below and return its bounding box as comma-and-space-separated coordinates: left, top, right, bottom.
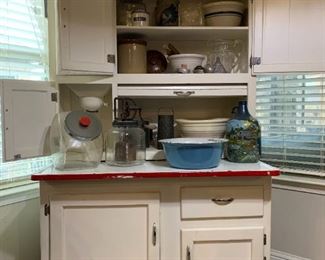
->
225, 101, 261, 163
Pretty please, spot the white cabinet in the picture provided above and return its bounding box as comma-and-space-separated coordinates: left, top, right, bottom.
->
181, 227, 264, 260
58, 0, 116, 75
50, 193, 160, 260
1, 80, 57, 161
252, 0, 325, 73
38, 177, 272, 260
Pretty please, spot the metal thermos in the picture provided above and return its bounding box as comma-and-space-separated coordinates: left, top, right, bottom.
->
157, 108, 174, 149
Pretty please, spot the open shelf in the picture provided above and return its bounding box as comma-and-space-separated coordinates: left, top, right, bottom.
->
116, 26, 249, 41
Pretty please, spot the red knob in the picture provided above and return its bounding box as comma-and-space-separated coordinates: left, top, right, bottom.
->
79, 116, 91, 127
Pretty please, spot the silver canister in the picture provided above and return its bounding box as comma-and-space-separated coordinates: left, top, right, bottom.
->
118, 39, 147, 73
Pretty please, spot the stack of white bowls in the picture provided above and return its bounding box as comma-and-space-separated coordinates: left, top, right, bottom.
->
176, 118, 229, 138
202, 1, 245, 26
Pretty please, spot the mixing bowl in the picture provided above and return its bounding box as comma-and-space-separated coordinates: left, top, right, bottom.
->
168, 54, 206, 73
159, 138, 227, 169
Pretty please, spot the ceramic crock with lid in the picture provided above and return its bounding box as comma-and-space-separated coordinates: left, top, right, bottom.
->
50, 111, 103, 170
118, 38, 147, 73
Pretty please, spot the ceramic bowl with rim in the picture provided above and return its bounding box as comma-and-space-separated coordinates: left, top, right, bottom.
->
176, 118, 229, 138
168, 54, 206, 73
159, 138, 228, 169
203, 1, 245, 26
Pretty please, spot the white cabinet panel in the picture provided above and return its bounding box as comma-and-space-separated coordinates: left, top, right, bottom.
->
181, 227, 264, 260
50, 193, 160, 260
58, 0, 115, 74
1, 80, 57, 161
252, 0, 325, 73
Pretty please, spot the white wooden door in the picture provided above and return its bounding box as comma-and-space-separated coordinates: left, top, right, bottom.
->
1, 80, 57, 161
58, 0, 115, 74
252, 0, 325, 73
50, 193, 160, 260
181, 227, 264, 260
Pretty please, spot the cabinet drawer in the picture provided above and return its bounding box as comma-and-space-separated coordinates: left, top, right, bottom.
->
117, 85, 247, 97
181, 186, 264, 219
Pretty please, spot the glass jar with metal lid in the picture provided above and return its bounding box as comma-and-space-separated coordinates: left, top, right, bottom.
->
118, 38, 147, 73
49, 111, 103, 170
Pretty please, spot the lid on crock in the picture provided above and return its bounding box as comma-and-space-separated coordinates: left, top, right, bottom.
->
65, 111, 102, 140
118, 38, 147, 46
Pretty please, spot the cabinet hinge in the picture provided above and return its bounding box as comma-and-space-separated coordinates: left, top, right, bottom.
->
44, 204, 50, 216
51, 92, 58, 102
250, 56, 261, 67
264, 234, 267, 245
264, 257, 266, 260
107, 54, 115, 64
14, 154, 22, 160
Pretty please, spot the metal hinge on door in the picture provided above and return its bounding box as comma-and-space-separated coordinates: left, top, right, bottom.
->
51, 92, 58, 102
250, 56, 261, 67
107, 54, 115, 64
264, 234, 267, 245
44, 204, 50, 216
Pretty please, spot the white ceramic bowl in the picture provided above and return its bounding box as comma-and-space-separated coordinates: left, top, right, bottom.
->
168, 54, 206, 73
176, 118, 229, 138
80, 97, 104, 112
203, 1, 245, 26
205, 12, 242, 26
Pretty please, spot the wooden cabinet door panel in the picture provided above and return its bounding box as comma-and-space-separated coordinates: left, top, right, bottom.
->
253, 0, 325, 73
58, 0, 115, 74
182, 227, 264, 260
50, 193, 160, 260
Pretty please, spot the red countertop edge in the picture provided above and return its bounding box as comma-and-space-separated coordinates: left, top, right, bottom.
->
31, 170, 280, 181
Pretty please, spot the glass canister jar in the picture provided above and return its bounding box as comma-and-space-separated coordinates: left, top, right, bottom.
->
118, 39, 147, 73
225, 101, 261, 163
106, 120, 146, 166
50, 111, 104, 170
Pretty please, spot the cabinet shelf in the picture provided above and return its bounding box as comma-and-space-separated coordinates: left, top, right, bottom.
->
116, 73, 250, 85
117, 26, 249, 41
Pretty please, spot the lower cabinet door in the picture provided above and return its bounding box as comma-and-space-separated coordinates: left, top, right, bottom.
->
181, 227, 264, 260
50, 193, 160, 260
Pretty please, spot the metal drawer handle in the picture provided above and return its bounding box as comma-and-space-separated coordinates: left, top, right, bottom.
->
152, 223, 157, 246
173, 91, 195, 97
186, 246, 191, 260
211, 198, 234, 205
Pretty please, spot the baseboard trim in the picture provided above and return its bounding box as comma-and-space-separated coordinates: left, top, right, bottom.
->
271, 249, 311, 260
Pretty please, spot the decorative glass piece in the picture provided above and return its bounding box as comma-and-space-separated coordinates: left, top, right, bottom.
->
225, 101, 261, 163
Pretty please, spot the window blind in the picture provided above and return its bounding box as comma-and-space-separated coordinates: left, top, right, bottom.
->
0, 0, 49, 80
0, 0, 52, 183
256, 74, 325, 177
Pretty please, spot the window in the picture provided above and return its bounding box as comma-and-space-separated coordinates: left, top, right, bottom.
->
0, 0, 52, 184
0, 0, 49, 80
256, 75, 325, 177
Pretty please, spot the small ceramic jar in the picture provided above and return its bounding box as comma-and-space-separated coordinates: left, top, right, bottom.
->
131, 8, 149, 26
118, 39, 147, 73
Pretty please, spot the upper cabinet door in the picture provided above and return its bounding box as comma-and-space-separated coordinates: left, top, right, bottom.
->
1, 80, 57, 161
252, 0, 325, 73
58, 0, 116, 75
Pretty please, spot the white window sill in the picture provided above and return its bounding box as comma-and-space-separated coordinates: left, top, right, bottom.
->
272, 173, 325, 195
0, 180, 39, 207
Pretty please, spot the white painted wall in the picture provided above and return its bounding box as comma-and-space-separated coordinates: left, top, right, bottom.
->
0, 198, 40, 260
271, 187, 325, 260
